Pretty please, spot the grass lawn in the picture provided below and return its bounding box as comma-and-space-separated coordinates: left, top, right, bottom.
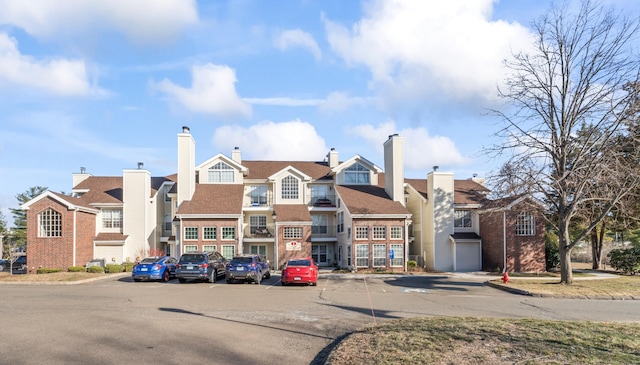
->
0, 271, 116, 282
325, 317, 640, 365
490, 274, 640, 298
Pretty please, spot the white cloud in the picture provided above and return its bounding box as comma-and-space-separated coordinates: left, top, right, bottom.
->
320, 92, 374, 113
274, 29, 322, 60
0, 0, 198, 45
324, 0, 534, 107
243, 97, 323, 107
212, 120, 328, 161
0, 33, 94, 96
154, 63, 252, 119
348, 120, 467, 171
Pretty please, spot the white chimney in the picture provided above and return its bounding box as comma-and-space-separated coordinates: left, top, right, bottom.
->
232, 147, 242, 163
327, 148, 339, 168
383, 134, 404, 206
177, 126, 196, 206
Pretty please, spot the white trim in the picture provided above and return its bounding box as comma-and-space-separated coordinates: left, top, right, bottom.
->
330, 155, 382, 175
267, 166, 312, 181
20, 191, 99, 214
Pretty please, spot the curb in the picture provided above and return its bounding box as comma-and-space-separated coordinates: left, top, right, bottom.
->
0, 272, 130, 286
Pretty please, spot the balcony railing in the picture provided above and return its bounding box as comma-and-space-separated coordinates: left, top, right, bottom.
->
244, 225, 275, 238
309, 194, 336, 207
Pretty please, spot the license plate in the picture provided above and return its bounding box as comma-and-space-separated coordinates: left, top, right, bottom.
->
187, 265, 194, 270
294, 277, 301, 281
236, 267, 244, 271
141, 268, 148, 272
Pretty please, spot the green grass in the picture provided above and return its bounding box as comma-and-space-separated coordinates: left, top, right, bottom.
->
325, 317, 640, 365
491, 275, 640, 298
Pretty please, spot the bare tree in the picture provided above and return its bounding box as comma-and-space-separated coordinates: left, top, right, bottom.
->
491, 0, 640, 284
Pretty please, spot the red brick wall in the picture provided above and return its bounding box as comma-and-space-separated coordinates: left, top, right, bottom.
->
180, 218, 240, 255
276, 225, 312, 269
26, 196, 97, 272
349, 218, 406, 272
479, 204, 546, 273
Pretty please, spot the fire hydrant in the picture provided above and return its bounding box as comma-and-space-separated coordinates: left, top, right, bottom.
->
502, 271, 510, 284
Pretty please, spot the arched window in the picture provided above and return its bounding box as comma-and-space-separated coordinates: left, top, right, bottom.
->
208, 162, 234, 183
281, 175, 299, 199
344, 163, 370, 184
38, 208, 62, 237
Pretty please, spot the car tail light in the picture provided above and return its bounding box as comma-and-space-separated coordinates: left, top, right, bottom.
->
250, 263, 256, 267
199, 263, 209, 269
153, 264, 162, 270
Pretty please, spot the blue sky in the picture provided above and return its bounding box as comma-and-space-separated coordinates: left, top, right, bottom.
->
1, 0, 638, 223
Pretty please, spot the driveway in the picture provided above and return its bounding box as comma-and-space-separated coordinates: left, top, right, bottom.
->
1, 273, 638, 365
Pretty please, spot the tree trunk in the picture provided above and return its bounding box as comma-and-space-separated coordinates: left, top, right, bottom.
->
591, 223, 605, 270
558, 221, 573, 284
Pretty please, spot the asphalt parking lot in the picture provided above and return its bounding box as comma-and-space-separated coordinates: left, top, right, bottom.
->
1, 273, 639, 365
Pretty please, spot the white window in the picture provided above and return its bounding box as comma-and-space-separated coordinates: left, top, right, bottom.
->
102, 209, 122, 229
203, 227, 216, 240
355, 226, 369, 240
222, 245, 235, 259
516, 212, 536, 236
251, 185, 268, 205
337, 212, 344, 233
250, 245, 267, 256
203, 245, 217, 252
183, 245, 198, 253
373, 226, 386, 240
312, 244, 328, 264
312, 215, 328, 234
184, 227, 198, 240
454, 210, 472, 228
373, 244, 386, 267
344, 163, 370, 184
284, 227, 302, 239
282, 175, 299, 199
250, 216, 267, 234
356, 244, 369, 267
38, 208, 62, 237
390, 244, 404, 267
164, 185, 171, 202
390, 226, 403, 239
222, 227, 236, 240
208, 162, 234, 183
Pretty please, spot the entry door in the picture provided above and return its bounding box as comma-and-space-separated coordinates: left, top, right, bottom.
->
312, 244, 328, 265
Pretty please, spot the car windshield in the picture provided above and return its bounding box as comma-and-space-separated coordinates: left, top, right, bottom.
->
179, 254, 204, 263
288, 260, 311, 266
231, 257, 253, 265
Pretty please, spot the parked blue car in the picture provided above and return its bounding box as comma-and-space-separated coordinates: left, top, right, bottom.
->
225, 254, 271, 284
132, 256, 177, 282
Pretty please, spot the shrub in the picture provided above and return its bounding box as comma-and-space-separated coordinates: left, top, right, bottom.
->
607, 247, 640, 275
123, 262, 136, 272
407, 260, 417, 271
68, 266, 85, 272
545, 240, 560, 271
36, 268, 63, 274
105, 264, 124, 273
87, 265, 105, 273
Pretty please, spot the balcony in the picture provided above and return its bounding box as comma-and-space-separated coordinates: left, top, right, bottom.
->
311, 225, 337, 242
244, 225, 275, 239
309, 194, 336, 207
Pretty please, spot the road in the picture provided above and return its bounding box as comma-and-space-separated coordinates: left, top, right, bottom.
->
0, 273, 638, 365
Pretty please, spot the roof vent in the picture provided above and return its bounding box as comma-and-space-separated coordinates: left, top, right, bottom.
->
182, 126, 190, 133
80, 167, 86, 174
433, 165, 439, 171
137, 162, 144, 170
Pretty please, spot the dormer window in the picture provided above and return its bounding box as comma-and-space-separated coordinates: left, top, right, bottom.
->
344, 163, 370, 184
282, 175, 299, 199
209, 162, 234, 183
454, 210, 472, 228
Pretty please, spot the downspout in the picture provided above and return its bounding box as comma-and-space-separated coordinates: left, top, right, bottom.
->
503, 211, 507, 273
73, 208, 77, 267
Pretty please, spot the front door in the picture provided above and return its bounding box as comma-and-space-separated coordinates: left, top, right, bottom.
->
312, 244, 328, 266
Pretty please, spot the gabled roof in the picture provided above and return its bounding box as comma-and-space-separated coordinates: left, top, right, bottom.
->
273, 204, 312, 222
242, 161, 332, 180
196, 153, 248, 174
73, 176, 123, 204
479, 194, 541, 213
330, 155, 382, 175
20, 191, 99, 213
176, 184, 243, 215
336, 185, 410, 216
267, 165, 312, 182
453, 179, 489, 205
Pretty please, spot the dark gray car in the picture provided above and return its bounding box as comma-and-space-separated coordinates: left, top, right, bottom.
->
176, 252, 227, 283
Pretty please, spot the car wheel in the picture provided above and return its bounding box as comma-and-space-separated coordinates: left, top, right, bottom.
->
178, 278, 187, 283
265, 271, 271, 279
162, 270, 170, 282
210, 270, 217, 283
281, 281, 286, 286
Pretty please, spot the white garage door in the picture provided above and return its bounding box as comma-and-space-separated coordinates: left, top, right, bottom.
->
455, 242, 481, 272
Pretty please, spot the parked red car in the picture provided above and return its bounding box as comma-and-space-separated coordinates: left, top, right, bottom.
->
281, 258, 318, 286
